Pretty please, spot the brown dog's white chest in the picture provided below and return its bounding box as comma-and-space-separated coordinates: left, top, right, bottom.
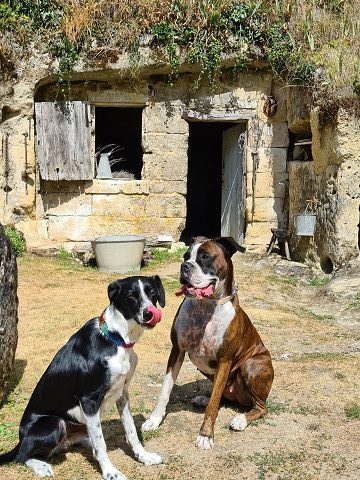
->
174, 299, 235, 374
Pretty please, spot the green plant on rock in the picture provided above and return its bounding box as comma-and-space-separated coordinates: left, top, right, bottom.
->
50, 35, 81, 80
4, 226, 26, 257
152, 21, 180, 84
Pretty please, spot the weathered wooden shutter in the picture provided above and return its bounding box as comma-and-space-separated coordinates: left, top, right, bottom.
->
35, 101, 93, 180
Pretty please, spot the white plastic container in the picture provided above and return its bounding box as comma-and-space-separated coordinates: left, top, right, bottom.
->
91, 235, 146, 272
295, 214, 316, 236
96, 153, 112, 179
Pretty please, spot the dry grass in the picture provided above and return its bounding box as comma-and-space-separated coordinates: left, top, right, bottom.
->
60, 0, 172, 46
0, 252, 359, 479
288, 0, 360, 98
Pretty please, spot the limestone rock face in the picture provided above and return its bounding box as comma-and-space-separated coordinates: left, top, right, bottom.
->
0, 224, 18, 404
288, 108, 360, 268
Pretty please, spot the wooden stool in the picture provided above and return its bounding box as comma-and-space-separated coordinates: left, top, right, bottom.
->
267, 228, 291, 260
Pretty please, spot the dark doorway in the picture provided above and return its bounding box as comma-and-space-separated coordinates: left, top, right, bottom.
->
95, 106, 143, 179
181, 121, 238, 244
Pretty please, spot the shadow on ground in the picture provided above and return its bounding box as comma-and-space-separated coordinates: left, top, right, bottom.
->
1, 359, 27, 408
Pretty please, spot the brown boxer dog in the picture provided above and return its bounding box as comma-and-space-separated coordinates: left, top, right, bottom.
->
142, 236, 274, 449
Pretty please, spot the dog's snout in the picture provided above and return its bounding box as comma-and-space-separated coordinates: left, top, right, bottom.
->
143, 309, 153, 322
181, 262, 192, 274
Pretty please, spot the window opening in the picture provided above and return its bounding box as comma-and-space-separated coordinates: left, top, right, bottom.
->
95, 106, 143, 180
288, 132, 313, 162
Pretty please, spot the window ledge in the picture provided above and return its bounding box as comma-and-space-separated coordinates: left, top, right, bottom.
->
85, 179, 149, 195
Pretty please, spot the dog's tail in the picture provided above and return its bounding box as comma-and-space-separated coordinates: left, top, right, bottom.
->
0, 443, 20, 464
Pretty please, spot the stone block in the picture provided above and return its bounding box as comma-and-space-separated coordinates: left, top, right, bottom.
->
85, 179, 149, 195
87, 90, 147, 105
143, 133, 188, 154
144, 105, 188, 134
142, 153, 188, 181
286, 86, 311, 134
143, 105, 167, 133
257, 148, 287, 173
259, 123, 289, 148
89, 216, 185, 242
8, 134, 28, 147
145, 194, 186, 218
92, 194, 146, 218
41, 181, 91, 194
246, 197, 285, 223
137, 217, 185, 240
246, 172, 288, 198
149, 181, 187, 195
48, 216, 90, 242
266, 83, 288, 124
35, 219, 50, 242
245, 221, 277, 245
40, 192, 92, 216
87, 216, 145, 238
8, 144, 25, 166
227, 88, 258, 109
246, 146, 255, 173
165, 111, 188, 134
8, 138, 36, 167
15, 219, 40, 246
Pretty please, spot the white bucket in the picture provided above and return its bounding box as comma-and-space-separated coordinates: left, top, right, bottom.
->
295, 214, 316, 236
91, 235, 146, 272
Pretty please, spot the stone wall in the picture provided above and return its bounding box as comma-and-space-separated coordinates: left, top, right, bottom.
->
288, 108, 360, 270
1, 66, 289, 252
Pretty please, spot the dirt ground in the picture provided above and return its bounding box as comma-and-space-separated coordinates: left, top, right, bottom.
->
0, 251, 359, 480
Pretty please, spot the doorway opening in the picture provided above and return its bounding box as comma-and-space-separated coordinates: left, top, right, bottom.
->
95, 106, 143, 179
181, 121, 245, 244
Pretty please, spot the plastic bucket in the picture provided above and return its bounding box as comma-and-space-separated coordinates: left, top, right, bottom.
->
91, 235, 146, 272
295, 214, 316, 236
96, 153, 112, 179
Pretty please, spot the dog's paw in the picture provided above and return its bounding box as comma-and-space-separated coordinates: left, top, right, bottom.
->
102, 467, 127, 480
191, 395, 209, 407
141, 415, 162, 431
138, 450, 163, 465
25, 459, 54, 477
230, 413, 248, 431
195, 435, 214, 450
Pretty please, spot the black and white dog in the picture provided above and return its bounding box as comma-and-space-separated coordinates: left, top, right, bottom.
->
0, 276, 165, 479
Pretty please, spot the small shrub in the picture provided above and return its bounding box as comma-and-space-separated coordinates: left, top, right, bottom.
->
266, 397, 287, 414
4, 226, 26, 256
0, 421, 17, 442
149, 247, 187, 267
161, 277, 180, 291
139, 428, 161, 442
57, 245, 73, 261
344, 403, 360, 420
308, 276, 330, 287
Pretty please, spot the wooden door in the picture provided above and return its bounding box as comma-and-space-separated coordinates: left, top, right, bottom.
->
35, 101, 93, 180
221, 124, 246, 243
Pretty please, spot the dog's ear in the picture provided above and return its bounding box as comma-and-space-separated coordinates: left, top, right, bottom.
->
108, 280, 121, 303
190, 236, 209, 245
215, 236, 246, 257
152, 275, 166, 308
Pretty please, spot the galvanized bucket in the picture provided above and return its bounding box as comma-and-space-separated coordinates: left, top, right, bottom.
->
295, 214, 316, 236
91, 235, 146, 272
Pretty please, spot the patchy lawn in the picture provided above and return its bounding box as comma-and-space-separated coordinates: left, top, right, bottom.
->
0, 252, 359, 480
